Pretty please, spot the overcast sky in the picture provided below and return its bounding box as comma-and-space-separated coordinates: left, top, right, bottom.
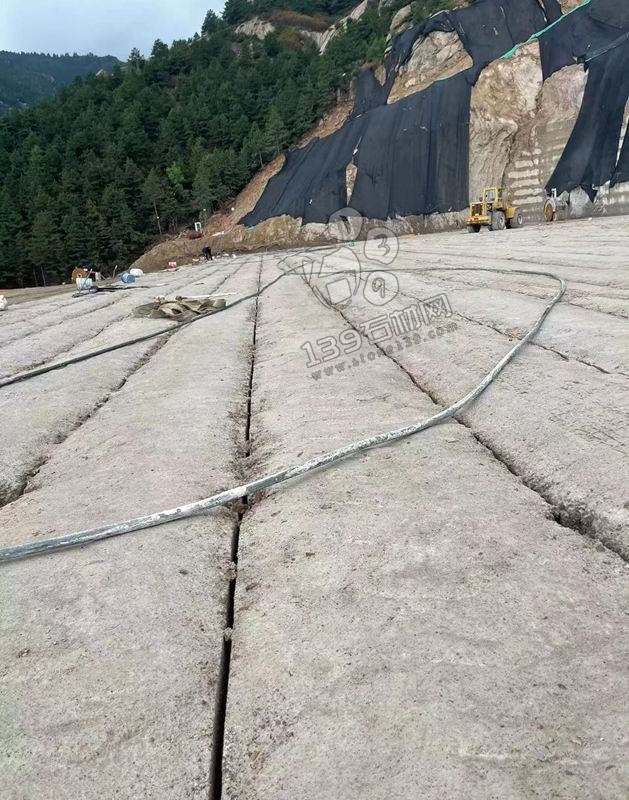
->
0, 1, 226, 60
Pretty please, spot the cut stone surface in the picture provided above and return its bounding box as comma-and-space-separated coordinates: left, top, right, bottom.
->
0, 261, 245, 506
0, 262, 260, 799
1, 220, 628, 799
223, 254, 629, 800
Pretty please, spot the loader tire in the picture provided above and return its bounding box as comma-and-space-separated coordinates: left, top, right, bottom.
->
467, 224, 481, 233
509, 208, 524, 228
544, 199, 557, 222
490, 210, 506, 231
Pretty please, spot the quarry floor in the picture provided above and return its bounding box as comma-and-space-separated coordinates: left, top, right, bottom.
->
0, 217, 628, 800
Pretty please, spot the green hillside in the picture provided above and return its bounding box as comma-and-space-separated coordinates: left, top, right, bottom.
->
222, 0, 358, 25
0, 6, 392, 287
0, 52, 121, 115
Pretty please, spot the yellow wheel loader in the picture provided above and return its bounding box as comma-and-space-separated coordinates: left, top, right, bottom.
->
466, 186, 524, 232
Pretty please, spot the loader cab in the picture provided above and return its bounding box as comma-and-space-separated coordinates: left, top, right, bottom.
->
483, 187, 501, 213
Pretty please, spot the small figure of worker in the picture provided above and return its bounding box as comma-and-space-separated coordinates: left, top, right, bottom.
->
202, 246, 213, 261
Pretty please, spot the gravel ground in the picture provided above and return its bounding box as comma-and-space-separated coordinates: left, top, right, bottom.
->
0, 220, 627, 799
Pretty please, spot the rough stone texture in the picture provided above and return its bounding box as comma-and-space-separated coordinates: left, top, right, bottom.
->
470, 42, 543, 201
388, 4, 413, 41
395, 274, 629, 374
2, 220, 629, 798
235, 17, 276, 39
400, 218, 629, 318
0, 262, 259, 799
389, 30, 472, 101
222, 244, 629, 800
1, 283, 76, 306
0, 292, 119, 347
305, 218, 629, 557
0, 269, 212, 378
0, 262, 239, 506
346, 161, 358, 198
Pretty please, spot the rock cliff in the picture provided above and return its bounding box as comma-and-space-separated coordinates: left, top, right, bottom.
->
135, 0, 629, 269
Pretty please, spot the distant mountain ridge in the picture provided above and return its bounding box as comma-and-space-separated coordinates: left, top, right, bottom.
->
0, 51, 121, 114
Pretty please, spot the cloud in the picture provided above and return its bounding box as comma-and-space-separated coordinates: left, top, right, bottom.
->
0, 0, 225, 59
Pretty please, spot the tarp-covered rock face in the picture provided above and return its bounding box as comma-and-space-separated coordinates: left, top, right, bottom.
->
351, 68, 393, 116
449, 0, 554, 67
242, 0, 629, 230
386, 0, 561, 78
546, 39, 629, 199
242, 72, 473, 225
241, 116, 368, 226
542, 0, 629, 199
541, 0, 629, 78
243, 0, 559, 227
350, 71, 473, 218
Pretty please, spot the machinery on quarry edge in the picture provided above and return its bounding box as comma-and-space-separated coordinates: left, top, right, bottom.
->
467, 187, 524, 232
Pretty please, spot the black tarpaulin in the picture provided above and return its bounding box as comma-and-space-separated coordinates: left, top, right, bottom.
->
386, 0, 565, 83
243, 0, 554, 227
242, 140, 319, 224
611, 124, 629, 188
391, 0, 556, 74
541, 0, 629, 79
241, 116, 367, 226
302, 117, 368, 223
351, 68, 393, 116
545, 39, 629, 198
242, 69, 472, 226
541, 0, 563, 20
450, 0, 548, 68
536, 0, 567, 80
350, 70, 473, 218
361, 0, 560, 119
243, 0, 629, 228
